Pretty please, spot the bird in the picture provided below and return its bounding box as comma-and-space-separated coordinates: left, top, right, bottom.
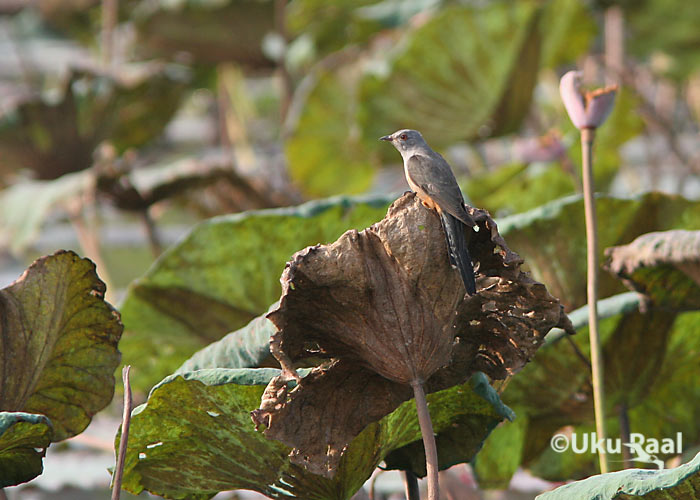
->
380, 129, 477, 295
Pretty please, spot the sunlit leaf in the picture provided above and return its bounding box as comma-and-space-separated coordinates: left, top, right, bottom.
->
0, 250, 123, 441
285, 69, 378, 197
360, 2, 542, 147
0, 170, 92, 255
605, 230, 700, 311
472, 408, 528, 489
536, 451, 700, 500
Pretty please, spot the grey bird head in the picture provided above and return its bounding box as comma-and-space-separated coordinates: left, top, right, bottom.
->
380, 129, 429, 157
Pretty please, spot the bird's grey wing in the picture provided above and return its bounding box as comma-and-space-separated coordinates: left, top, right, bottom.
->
406, 154, 475, 227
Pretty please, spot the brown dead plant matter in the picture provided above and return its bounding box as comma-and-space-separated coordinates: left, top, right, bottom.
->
252, 192, 573, 478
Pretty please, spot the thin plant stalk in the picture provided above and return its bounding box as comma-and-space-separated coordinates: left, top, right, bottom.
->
411, 380, 439, 500
140, 209, 163, 258
604, 5, 624, 86
581, 127, 608, 473
274, 0, 293, 121
403, 471, 420, 500
619, 403, 633, 468
112, 366, 133, 500
101, 0, 118, 68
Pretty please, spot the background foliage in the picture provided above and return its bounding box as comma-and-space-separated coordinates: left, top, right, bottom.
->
0, 0, 698, 498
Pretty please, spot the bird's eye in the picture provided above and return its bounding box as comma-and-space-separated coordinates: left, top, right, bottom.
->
400, 134, 408, 140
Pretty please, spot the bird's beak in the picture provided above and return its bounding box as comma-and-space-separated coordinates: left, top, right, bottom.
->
379, 135, 392, 141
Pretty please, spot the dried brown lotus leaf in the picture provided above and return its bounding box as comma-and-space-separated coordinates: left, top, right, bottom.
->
255, 193, 572, 476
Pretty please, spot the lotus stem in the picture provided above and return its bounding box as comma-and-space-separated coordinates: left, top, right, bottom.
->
581, 127, 608, 473
112, 365, 133, 500
411, 379, 439, 500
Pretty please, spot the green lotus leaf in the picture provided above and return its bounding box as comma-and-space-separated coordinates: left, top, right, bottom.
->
0, 250, 123, 441
528, 309, 700, 482
498, 192, 700, 311
118, 368, 509, 499
359, 2, 542, 148
0, 412, 53, 487
536, 451, 700, 500
174, 303, 278, 374
119, 194, 393, 391
605, 230, 700, 311
285, 69, 378, 197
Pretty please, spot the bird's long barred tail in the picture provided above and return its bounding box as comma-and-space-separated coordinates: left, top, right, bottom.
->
439, 212, 477, 295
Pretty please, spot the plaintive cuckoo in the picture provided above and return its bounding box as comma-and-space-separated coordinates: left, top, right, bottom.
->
381, 129, 477, 295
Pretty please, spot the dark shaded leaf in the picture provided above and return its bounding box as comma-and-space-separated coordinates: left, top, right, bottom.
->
491, 304, 700, 485
0, 250, 123, 441
627, 310, 700, 460
175, 304, 278, 374
383, 372, 516, 477
472, 408, 528, 489
0, 65, 188, 180
132, 0, 276, 68
119, 194, 394, 392
505, 294, 676, 428
255, 193, 571, 476
605, 230, 700, 311
498, 192, 700, 310
473, 294, 643, 487
536, 451, 700, 500
0, 412, 52, 487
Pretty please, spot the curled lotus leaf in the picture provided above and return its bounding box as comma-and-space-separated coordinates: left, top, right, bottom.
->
252, 193, 572, 477
605, 229, 700, 311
